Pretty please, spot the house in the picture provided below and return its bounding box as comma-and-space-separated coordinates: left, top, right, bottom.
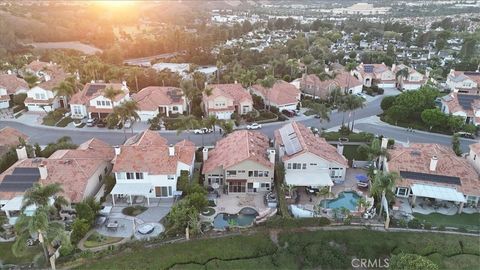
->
386, 143, 480, 211
0, 127, 28, 157
24, 61, 67, 112
467, 143, 480, 174
353, 63, 396, 88
392, 64, 427, 90
299, 72, 363, 100
440, 93, 480, 126
274, 122, 348, 190
0, 74, 29, 109
334, 71, 363, 94
446, 70, 480, 95
202, 130, 274, 193
111, 130, 195, 203
70, 82, 130, 119
132, 86, 186, 121
250, 80, 301, 111
0, 138, 114, 224
202, 83, 253, 119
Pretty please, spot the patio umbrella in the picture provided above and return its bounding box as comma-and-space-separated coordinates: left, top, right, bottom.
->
356, 174, 368, 183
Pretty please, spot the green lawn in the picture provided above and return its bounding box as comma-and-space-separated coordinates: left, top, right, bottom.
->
413, 213, 480, 230
331, 144, 368, 161
83, 232, 123, 248
0, 242, 42, 265
73, 230, 480, 270
56, 116, 73, 127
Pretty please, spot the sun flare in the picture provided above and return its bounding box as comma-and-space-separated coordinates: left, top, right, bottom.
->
95, 0, 135, 7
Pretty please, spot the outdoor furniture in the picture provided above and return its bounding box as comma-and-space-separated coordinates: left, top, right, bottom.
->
106, 222, 119, 231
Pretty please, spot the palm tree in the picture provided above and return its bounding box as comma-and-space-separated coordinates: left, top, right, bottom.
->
286, 59, 299, 79
103, 86, 122, 110
12, 206, 68, 269
53, 80, 75, 109
395, 68, 409, 89
204, 115, 218, 133
356, 197, 371, 213
371, 172, 399, 217
309, 103, 331, 128
219, 120, 234, 136
176, 115, 201, 135
358, 138, 389, 166
114, 100, 140, 139
129, 67, 144, 92
342, 95, 365, 131
21, 183, 64, 211
180, 80, 197, 115
259, 75, 276, 110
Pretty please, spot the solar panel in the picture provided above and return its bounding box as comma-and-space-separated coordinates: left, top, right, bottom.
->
364, 65, 374, 73
279, 123, 303, 155
457, 95, 480, 110
12, 167, 40, 176
400, 171, 461, 185
86, 84, 106, 96
0, 167, 40, 193
0, 182, 34, 192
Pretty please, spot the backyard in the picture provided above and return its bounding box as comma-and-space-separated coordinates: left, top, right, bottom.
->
0, 242, 42, 265
72, 230, 480, 270
413, 213, 480, 231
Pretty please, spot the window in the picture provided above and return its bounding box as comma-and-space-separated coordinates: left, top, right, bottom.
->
105, 101, 111, 106
126, 172, 135, 179
474, 155, 477, 161
287, 163, 292, 169
264, 171, 269, 177
135, 172, 143, 179
97, 101, 101, 106
260, 183, 270, 188
238, 170, 245, 173
172, 106, 178, 111
116, 172, 125, 179
226, 170, 236, 176
73, 106, 82, 115
258, 171, 264, 177
292, 163, 302, 169
310, 163, 317, 166
168, 175, 175, 180
302, 163, 307, 169
396, 187, 409, 197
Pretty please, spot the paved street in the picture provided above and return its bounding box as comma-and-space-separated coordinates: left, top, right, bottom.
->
0, 91, 477, 152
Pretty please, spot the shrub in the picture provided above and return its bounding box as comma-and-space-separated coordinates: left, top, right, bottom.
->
380, 96, 396, 111
13, 105, 25, 113
71, 219, 91, 244
387, 138, 395, 148
398, 219, 407, 228
13, 93, 27, 106
377, 88, 384, 95
438, 225, 446, 231
390, 253, 439, 270
122, 205, 147, 216
408, 218, 422, 229
424, 222, 432, 230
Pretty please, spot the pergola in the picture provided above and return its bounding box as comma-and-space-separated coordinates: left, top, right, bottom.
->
110, 183, 153, 206
285, 171, 334, 192
410, 184, 467, 213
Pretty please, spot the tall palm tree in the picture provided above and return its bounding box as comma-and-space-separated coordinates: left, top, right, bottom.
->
103, 86, 122, 110
342, 95, 365, 131
129, 67, 144, 92
204, 115, 218, 133
114, 100, 140, 139
21, 183, 64, 211
180, 80, 197, 115
358, 138, 389, 165
12, 206, 68, 269
53, 80, 75, 109
371, 172, 399, 217
259, 75, 276, 110
310, 103, 331, 128
395, 68, 409, 89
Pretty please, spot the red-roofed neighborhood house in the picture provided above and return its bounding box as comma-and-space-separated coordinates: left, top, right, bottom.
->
0, 74, 29, 109
353, 63, 396, 88
467, 143, 480, 175
446, 70, 480, 95
202, 83, 253, 119
202, 130, 275, 193
274, 122, 348, 190
250, 80, 301, 111
70, 82, 130, 119
111, 130, 195, 203
133, 86, 186, 121
392, 64, 427, 91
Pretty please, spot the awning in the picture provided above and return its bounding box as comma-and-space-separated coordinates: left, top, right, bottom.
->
1, 196, 48, 212
110, 182, 153, 197
411, 184, 466, 203
285, 171, 334, 187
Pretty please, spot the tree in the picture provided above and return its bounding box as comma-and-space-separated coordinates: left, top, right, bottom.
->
447, 115, 464, 133
310, 103, 331, 127
259, 75, 276, 110
180, 80, 197, 115
452, 134, 461, 156
24, 73, 39, 88
113, 100, 140, 139
53, 79, 76, 109
371, 172, 399, 217
12, 206, 68, 269
421, 108, 447, 130
380, 96, 396, 111
103, 86, 122, 109
176, 115, 200, 135
357, 138, 388, 165
390, 253, 439, 270
128, 67, 143, 92
219, 120, 234, 136
204, 115, 218, 132
387, 105, 408, 123
341, 95, 365, 131
21, 183, 63, 211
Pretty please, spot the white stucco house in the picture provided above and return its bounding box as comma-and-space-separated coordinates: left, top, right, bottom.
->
467, 143, 480, 175
446, 70, 480, 95
392, 64, 427, 91
0, 74, 29, 109
111, 130, 195, 203
132, 86, 186, 122
202, 83, 253, 119
274, 122, 348, 190
353, 62, 396, 88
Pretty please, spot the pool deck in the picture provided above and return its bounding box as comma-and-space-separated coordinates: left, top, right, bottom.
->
213, 192, 269, 215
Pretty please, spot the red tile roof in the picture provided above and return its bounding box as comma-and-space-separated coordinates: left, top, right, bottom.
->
203, 130, 273, 174
203, 83, 253, 104
0, 127, 28, 147
274, 121, 348, 166
251, 80, 300, 106
133, 86, 184, 111
70, 83, 127, 105
0, 74, 28, 95
113, 130, 195, 175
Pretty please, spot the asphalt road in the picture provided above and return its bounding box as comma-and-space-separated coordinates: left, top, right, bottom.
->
0, 94, 477, 152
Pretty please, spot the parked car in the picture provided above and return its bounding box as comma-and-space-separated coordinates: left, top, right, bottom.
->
305, 186, 320, 195
246, 123, 262, 130
282, 109, 296, 117
86, 118, 98, 127
193, 128, 213, 134
124, 119, 132, 129
73, 119, 84, 127
456, 132, 475, 139
308, 126, 319, 134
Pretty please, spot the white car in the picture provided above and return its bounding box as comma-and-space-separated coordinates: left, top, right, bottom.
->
247, 123, 262, 130
308, 126, 319, 134
193, 128, 213, 134
123, 119, 132, 129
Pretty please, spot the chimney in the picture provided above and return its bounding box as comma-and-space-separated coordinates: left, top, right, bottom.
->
44, 74, 51, 82
202, 147, 209, 161
391, 64, 396, 72
16, 145, 28, 160
429, 156, 438, 171
381, 137, 389, 149
114, 145, 121, 156
267, 149, 276, 164
168, 144, 175, 156
7, 70, 12, 75
336, 143, 344, 155
38, 163, 48, 180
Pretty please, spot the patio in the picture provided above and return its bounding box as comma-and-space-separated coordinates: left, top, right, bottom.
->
213, 192, 269, 215
394, 197, 460, 216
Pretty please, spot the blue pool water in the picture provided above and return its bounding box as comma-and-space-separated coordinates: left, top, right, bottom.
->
320, 191, 361, 211
213, 208, 258, 229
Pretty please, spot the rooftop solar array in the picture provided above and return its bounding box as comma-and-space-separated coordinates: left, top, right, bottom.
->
0, 167, 40, 192
364, 65, 374, 73
463, 71, 480, 76
86, 84, 106, 96
167, 89, 183, 103
457, 94, 480, 110
400, 171, 461, 186
279, 123, 303, 156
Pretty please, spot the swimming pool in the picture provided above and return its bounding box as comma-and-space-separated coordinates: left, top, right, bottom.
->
212, 207, 258, 229
320, 191, 361, 211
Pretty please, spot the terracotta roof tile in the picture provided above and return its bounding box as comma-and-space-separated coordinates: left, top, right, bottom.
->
0, 127, 28, 147
133, 86, 184, 111
203, 130, 273, 174
0, 74, 29, 95
203, 83, 252, 104
70, 83, 127, 105
470, 143, 480, 155
251, 80, 300, 106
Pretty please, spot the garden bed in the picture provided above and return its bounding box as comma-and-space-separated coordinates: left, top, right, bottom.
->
83, 232, 123, 248
122, 205, 148, 216
56, 116, 73, 127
